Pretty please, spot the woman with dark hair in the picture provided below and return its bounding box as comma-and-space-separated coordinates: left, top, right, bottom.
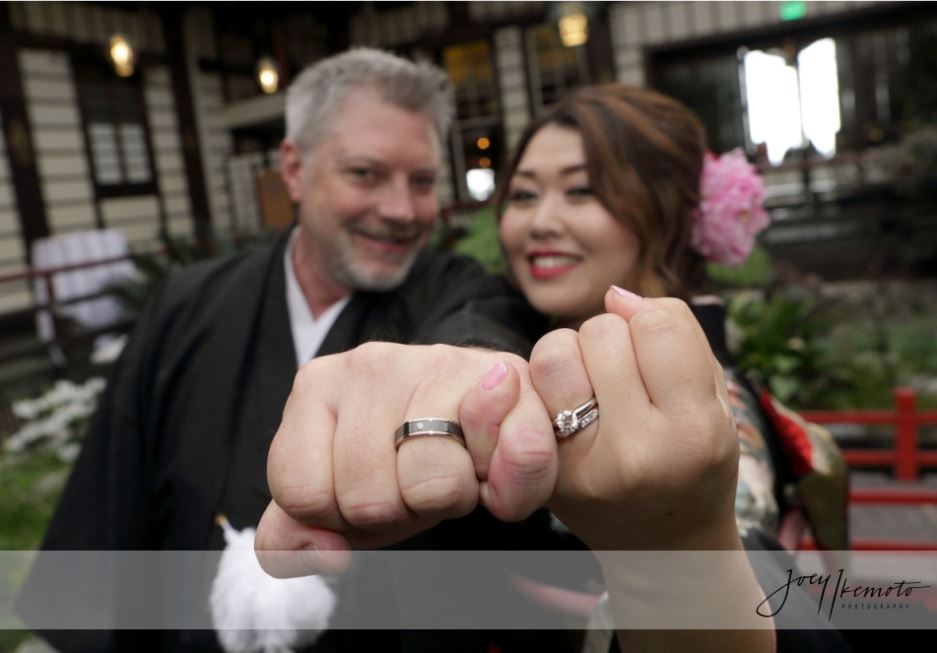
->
496, 84, 782, 530
491, 83, 849, 651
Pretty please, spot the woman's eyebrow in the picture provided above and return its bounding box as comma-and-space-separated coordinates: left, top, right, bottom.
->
515, 163, 587, 179
560, 163, 587, 176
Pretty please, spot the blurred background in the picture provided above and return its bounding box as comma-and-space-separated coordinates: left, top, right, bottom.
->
0, 3, 936, 648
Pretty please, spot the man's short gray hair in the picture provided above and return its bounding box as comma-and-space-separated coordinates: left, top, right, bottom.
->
285, 48, 453, 154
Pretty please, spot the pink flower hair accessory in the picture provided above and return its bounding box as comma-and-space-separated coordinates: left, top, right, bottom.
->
691, 148, 771, 266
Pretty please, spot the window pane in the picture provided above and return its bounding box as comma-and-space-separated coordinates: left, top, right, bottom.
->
527, 23, 588, 112
120, 124, 151, 182
798, 38, 841, 159
444, 41, 499, 120
83, 82, 112, 122
89, 123, 123, 184
125, 158, 151, 183
443, 40, 503, 202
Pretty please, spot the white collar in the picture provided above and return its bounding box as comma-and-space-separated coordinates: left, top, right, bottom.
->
283, 227, 351, 368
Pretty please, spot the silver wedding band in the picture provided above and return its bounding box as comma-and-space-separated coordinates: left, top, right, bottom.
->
394, 418, 466, 450
553, 397, 599, 439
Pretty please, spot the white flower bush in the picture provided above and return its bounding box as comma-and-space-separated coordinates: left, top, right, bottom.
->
4, 378, 106, 463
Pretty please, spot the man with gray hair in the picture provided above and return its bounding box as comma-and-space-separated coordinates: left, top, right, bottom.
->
20, 48, 552, 653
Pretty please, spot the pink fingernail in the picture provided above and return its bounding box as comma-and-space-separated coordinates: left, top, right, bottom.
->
483, 362, 508, 390
611, 285, 643, 300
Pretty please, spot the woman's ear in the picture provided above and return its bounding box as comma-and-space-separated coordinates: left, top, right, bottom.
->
279, 139, 305, 203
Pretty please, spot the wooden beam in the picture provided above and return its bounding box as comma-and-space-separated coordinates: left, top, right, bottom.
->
0, 4, 50, 257
162, 6, 213, 248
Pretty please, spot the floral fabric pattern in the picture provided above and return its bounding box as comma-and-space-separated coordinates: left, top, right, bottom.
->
725, 368, 779, 537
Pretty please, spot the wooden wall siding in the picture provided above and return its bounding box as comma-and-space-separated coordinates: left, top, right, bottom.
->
144, 66, 191, 241
494, 27, 530, 150
0, 116, 31, 314
100, 196, 162, 246
350, 2, 448, 46
9, 2, 165, 53
19, 49, 98, 236
609, 1, 889, 87
193, 70, 234, 237
228, 153, 265, 235
0, 115, 27, 275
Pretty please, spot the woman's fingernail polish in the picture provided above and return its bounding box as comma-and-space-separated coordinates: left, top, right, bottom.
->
483, 362, 508, 390
611, 285, 643, 300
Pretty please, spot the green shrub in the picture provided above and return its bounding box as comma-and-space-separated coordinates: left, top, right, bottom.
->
450, 206, 506, 275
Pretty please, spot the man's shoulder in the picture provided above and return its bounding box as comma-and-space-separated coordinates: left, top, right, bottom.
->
147, 236, 283, 332
163, 237, 280, 306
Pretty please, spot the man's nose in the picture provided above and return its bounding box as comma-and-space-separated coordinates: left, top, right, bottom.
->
377, 178, 417, 222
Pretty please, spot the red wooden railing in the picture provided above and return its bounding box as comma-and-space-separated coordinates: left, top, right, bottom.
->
797, 388, 937, 551
801, 387, 937, 482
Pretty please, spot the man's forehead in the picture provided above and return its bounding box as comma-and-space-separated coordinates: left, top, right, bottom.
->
315, 105, 440, 167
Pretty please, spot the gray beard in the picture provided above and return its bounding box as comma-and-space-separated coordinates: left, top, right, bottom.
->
327, 239, 423, 291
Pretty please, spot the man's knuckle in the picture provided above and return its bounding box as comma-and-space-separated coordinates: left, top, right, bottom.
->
347, 341, 390, 372
401, 474, 474, 515
274, 484, 335, 521
294, 358, 325, 392
459, 394, 488, 431
499, 428, 555, 483
342, 495, 406, 529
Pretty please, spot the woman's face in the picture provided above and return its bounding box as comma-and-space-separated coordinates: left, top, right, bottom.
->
499, 124, 641, 327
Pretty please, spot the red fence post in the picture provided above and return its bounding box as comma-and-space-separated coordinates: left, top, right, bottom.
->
894, 387, 919, 481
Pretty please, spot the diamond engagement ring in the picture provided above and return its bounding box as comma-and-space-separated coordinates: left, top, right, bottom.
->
552, 397, 599, 439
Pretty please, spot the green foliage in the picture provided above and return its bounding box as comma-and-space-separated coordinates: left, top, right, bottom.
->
707, 245, 774, 289
450, 206, 506, 275
825, 314, 937, 409
0, 449, 69, 550
729, 291, 851, 407
0, 448, 70, 647
729, 289, 937, 410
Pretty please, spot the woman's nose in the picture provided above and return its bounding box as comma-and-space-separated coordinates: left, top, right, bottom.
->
529, 192, 564, 238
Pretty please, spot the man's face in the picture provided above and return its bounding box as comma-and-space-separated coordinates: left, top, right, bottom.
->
281, 89, 440, 292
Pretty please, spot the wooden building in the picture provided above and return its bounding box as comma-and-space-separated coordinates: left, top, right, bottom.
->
0, 1, 934, 319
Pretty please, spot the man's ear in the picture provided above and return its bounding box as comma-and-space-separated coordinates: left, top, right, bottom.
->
279, 139, 305, 203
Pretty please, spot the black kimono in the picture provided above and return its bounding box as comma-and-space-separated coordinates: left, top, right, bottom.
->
19, 229, 561, 652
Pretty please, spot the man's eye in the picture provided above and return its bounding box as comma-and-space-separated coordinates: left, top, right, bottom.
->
412, 176, 436, 190
349, 168, 376, 181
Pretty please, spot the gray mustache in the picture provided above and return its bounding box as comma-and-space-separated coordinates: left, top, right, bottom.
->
356, 222, 425, 241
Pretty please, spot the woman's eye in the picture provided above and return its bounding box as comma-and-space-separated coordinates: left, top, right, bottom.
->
508, 189, 537, 203
567, 186, 594, 198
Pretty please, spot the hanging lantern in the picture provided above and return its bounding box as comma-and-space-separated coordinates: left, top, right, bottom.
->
557, 3, 589, 48
257, 57, 280, 94
109, 34, 134, 77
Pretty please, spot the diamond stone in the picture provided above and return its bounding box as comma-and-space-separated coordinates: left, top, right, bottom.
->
554, 410, 579, 437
